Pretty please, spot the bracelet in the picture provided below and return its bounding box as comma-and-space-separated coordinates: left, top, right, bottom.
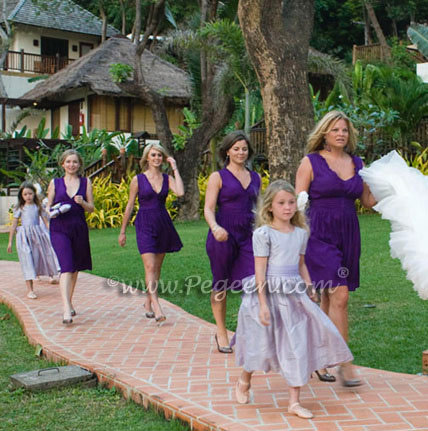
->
211, 224, 220, 233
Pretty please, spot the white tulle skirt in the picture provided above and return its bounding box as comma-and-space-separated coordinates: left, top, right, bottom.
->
359, 150, 428, 300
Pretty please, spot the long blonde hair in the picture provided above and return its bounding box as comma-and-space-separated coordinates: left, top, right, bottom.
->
58, 149, 84, 175
306, 110, 358, 154
139, 143, 169, 171
255, 180, 307, 230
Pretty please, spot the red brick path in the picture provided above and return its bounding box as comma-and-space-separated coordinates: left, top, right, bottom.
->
1, 261, 427, 431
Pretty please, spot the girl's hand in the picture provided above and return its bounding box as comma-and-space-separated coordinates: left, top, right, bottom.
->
166, 157, 177, 171
118, 232, 126, 247
259, 303, 270, 326
212, 226, 228, 242
7, 244, 12, 253
74, 195, 84, 205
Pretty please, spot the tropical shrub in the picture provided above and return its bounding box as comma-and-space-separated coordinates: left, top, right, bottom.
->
401, 142, 428, 175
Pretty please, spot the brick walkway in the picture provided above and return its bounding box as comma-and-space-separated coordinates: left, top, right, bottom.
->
1, 260, 427, 431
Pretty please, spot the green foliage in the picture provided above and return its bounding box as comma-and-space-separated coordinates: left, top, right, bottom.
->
401, 142, 428, 174
390, 38, 417, 71
87, 174, 135, 229
407, 24, 428, 58
172, 108, 199, 150
109, 63, 133, 83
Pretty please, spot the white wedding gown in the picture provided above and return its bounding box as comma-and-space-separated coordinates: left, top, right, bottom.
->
359, 150, 428, 300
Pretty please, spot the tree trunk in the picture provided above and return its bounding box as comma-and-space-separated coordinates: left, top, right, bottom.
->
238, 0, 315, 182
100, 5, 107, 42
365, 1, 391, 59
363, 2, 372, 45
119, 0, 126, 35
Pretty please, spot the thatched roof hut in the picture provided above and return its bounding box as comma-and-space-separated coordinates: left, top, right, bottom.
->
23, 36, 192, 105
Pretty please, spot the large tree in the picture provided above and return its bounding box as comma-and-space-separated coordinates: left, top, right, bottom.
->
238, 0, 315, 181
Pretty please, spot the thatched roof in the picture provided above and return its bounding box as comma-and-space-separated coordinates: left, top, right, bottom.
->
3, 0, 117, 37
23, 36, 192, 104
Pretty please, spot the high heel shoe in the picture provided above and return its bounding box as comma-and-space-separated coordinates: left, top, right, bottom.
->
214, 334, 233, 354
155, 315, 166, 324
62, 317, 73, 325
145, 312, 155, 318
314, 369, 336, 382
338, 366, 363, 387
70, 309, 76, 317
235, 378, 251, 404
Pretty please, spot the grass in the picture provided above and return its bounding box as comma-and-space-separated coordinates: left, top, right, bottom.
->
0, 304, 188, 431
0, 215, 427, 431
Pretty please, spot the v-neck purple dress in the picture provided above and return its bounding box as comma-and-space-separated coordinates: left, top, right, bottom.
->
305, 153, 363, 291
49, 177, 92, 273
206, 168, 261, 291
135, 173, 183, 255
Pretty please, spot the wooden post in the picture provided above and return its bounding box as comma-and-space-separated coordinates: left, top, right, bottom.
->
423, 350, 428, 375
352, 45, 357, 65
20, 49, 25, 73
1, 102, 6, 133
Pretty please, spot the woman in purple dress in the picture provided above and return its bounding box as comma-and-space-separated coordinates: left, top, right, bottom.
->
295, 111, 375, 385
204, 131, 261, 353
47, 149, 94, 325
119, 143, 183, 323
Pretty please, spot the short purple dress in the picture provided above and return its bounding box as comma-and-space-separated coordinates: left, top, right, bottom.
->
135, 173, 182, 255
50, 177, 92, 273
305, 153, 363, 291
206, 168, 261, 291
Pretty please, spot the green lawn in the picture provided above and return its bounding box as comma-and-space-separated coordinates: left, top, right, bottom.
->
0, 215, 427, 431
0, 303, 188, 431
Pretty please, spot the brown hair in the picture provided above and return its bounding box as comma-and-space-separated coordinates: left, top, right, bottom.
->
218, 130, 254, 166
306, 110, 358, 154
16, 181, 42, 216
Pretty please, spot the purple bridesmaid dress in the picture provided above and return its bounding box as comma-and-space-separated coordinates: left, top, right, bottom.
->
134, 173, 182, 254
206, 168, 261, 291
50, 177, 92, 273
305, 153, 364, 291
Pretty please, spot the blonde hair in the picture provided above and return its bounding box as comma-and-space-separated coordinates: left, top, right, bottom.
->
59, 149, 84, 175
255, 180, 307, 229
306, 110, 358, 154
139, 143, 169, 171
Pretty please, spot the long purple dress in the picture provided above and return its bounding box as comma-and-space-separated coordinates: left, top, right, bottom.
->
305, 153, 363, 291
50, 177, 92, 273
206, 168, 261, 291
135, 173, 182, 254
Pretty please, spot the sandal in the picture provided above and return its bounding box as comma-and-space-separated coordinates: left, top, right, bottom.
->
27, 291, 37, 299
145, 312, 155, 319
288, 403, 313, 419
235, 378, 251, 404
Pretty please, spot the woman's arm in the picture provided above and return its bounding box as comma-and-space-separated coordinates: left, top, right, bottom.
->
295, 156, 313, 194
204, 172, 228, 242
360, 182, 376, 208
7, 218, 18, 253
166, 157, 184, 197
299, 254, 318, 301
118, 176, 138, 247
46, 179, 55, 211
255, 256, 270, 326
74, 178, 94, 213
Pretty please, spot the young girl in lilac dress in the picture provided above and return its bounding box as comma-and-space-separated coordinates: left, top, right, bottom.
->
119, 143, 184, 323
204, 131, 261, 353
295, 111, 375, 385
47, 149, 94, 324
7, 182, 59, 299
234, 180, 353, 419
